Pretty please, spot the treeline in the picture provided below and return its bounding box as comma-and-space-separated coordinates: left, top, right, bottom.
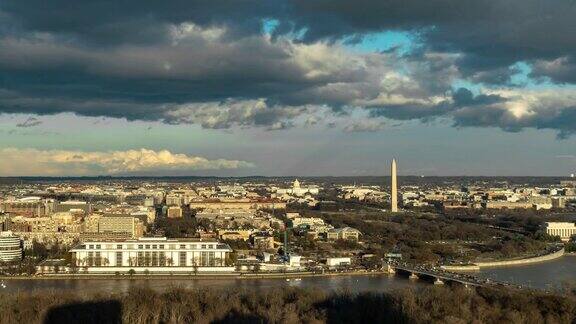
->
2, 285, 576, 324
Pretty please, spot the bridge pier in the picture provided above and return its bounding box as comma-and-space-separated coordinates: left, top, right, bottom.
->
391, 265, 489, 288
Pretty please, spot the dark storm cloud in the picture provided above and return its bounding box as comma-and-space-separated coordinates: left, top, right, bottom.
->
366, 87, 576, 138
0, 0, 282, 44
282, 0, 576, 84
5, 0, 576, 79
452, 103, 576, 139
1, 0, 576, 135
0, 26, 454, 128
450, 88, 576, 138
452, 88, 505, 107
368, 102, 452, 121
531, 57, 576, 84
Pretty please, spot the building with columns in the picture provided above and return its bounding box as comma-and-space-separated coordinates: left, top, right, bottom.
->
544, 222, 576, 242
70, 237, 234, 274
275, 179, 320, 196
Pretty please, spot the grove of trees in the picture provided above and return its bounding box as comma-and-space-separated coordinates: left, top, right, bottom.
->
3, 285, 576, 324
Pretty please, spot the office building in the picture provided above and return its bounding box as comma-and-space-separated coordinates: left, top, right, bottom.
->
167, 206, 183, 218
98, 216, 145, 238
0, 197, 55, 217
55, 201, 91, 214
190, 199, 286, 210
0, 231, 23, 262
327, 227, 362, 241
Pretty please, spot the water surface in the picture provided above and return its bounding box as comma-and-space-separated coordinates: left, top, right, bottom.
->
3, 256, 575, 294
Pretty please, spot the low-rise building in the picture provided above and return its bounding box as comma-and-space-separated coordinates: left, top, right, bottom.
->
167, 206, 183, 218
552, 197, 567, 209
190, 198, 286, 211
327, 227, 361, 241
69, 237, 234, 274
36, 259, 70, 274
0, 197, 55, 217
544, 222, 576, 242
218, 229, 253, 241
97, 215, 145, 238
252, 235, 275, 250
326, 257, 352, 267
484, 201, 534, 209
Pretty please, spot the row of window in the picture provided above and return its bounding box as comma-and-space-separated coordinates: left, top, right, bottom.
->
0, 246, 21, 251
86, 243, 219, 250
82, 251, 222, 267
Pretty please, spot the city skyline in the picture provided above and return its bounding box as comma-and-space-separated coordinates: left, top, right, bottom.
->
3, 2, 576, 322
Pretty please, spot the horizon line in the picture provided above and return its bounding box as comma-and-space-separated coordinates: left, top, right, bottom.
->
0, 175, 574, 179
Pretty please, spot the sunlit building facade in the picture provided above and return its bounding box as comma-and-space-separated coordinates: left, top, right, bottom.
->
0, 231, 23, 262
69, 237, 234, 273
544, 222, 576, 242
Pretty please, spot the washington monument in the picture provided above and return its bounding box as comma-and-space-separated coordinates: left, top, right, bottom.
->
391, 158, 398, 212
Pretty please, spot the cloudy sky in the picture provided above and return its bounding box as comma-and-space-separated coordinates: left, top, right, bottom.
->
1, 0, 576, 176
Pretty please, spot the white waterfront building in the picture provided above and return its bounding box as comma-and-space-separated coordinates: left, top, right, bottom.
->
0, 231, 23, 262
70, 237, 234, 274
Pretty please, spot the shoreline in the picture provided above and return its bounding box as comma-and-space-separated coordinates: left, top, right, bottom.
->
442, 247, 566, 271
0, 270, 388, 281
2, 251, 571, 281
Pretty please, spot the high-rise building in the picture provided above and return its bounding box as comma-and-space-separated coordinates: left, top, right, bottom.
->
391, 158, 398, 213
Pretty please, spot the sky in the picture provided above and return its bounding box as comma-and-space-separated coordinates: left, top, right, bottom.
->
1, 0, 576, 177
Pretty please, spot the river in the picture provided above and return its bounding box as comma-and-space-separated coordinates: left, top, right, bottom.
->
2, 256, 576, 294
1, 274, 425, 295
477, 254, 576, 290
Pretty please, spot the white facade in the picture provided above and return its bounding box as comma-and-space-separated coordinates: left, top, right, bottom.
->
70, 237, 234, 273
0, 231, 23, 262
276, 180, 320, 196
545, 222, 576, 242
326, 257, 351, 267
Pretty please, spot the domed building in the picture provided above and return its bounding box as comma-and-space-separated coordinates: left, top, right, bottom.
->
275, 179, 319, 196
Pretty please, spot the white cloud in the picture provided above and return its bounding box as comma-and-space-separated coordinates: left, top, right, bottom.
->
0, 148, 254, 176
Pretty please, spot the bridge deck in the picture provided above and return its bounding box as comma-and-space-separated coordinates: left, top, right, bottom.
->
392, 266, 512, 288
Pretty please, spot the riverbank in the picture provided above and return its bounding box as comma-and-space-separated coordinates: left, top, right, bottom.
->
0, 269, 387, 281
442, 247, 565, 271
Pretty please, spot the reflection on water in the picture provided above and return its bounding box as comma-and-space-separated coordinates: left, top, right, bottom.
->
477, 255, 576, 290
1, 274, 425, 295
3, 256, 575, 294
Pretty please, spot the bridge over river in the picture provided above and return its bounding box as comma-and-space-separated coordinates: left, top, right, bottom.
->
390, 264, 519, 288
